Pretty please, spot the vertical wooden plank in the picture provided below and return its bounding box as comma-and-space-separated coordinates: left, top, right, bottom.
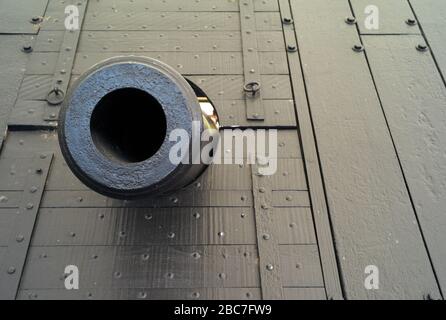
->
290, 0, 440, 299
279, 0, 343, 300
239, 0, 265, 120
410, 0, 446, 84
363, 34, 446, 296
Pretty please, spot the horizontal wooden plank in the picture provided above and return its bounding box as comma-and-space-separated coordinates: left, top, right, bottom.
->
46, 160, 252, 191
40, 190, 253, 208
275, 208, 317, 245
272, 191, 310, 207
18, 287, 261, 300
283, 288, 326, 300
280, 245, 324, 287
76, 31, 284, 52
32, 207, 257, 246
20, 245, 260, 289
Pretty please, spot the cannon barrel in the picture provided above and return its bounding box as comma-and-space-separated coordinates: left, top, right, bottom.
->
58, 57, 219, 199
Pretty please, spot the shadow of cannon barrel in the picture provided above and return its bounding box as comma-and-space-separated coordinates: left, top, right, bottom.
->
58, 57, 219, 199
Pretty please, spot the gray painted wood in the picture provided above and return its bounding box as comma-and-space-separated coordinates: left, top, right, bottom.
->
18, 288, 262, 300
0, 36, 29, 150
351, 0, 419, 35
364, 34, 446, 296
410, 0, 446, 84
0, 0, 48, 34
291, 0, 440, 299
280, 0, 343, 300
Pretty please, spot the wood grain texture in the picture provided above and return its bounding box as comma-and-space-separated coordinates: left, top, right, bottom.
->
291, 0, 440, 299
364, 34, 446, 296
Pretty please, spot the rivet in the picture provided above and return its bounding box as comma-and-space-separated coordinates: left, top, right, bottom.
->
259, 187, 266, 193
282, 17, 293, 24
137, 292, 147, 299
30, 16, 42, 24
287, 45, 297, 52
192, 252, 201, 259
16, 235, 25, 242
416, 44, 428, 52
218, 273, 226, 279
261, 204, 268, 210
170, 197, 178, 204
262, 233, 270, 240
7, 266, 16, 274
29, 186, 38, 193
406, 18, 417, 26
192, 292, 200, 299
144, 214, 153, 221
166, 272, 174, 279
266, 264, 274, 271
193, 212, 201, 219
167, 232, 175, 239
352, 44, 364, 52
286, 195, 293, 201
35, 168, 43, 174
241, 195, 247, 201
345, 17, 356, 25
218, 231, 225, 237
70, 232, 76, 237
141, 253, 150, 261
22, 44, 33, 53
26, 203, 34, 210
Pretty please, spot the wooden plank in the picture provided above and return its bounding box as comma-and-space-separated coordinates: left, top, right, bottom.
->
410, 0, 446, 84
0, 154, 53, 300
290, 0, 440, 299
280, 245, 324, 287
0, 0, 48, 34
40, 190, 253, 208
31, 207, 257, 246
0, 35, 29, 150
279, 0, 343, 299
18, 288, 261, 300
19, 245, 260, 289
363, 34, 446, 296
351, 0, 419, 35
275, 208, 317, 245
283, 288, 326, 300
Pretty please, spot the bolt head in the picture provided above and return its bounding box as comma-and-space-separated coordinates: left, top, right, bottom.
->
352, 44, 364, 52
345, 17, 356, 25
416, 44, 428, 52
406, 18, 417, 26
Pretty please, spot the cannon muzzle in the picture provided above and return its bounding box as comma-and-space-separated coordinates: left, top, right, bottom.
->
58, 57, 219, 199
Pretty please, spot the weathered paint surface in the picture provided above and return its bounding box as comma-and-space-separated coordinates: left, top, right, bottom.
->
1, 0, 446, 300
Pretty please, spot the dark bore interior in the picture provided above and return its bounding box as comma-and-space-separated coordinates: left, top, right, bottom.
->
90, 87, 167, 163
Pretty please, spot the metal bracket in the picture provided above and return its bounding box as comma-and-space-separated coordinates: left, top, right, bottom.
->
0, 154, 53, 300
45, 0, 88, 108
239, 0, 265, 121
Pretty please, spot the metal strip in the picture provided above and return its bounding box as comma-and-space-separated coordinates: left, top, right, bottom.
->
239, 0, 265, 120
45, 0, 88, 110
281, 0, 343, 299
0, 153, 53, 300
251, 164, 283, 299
